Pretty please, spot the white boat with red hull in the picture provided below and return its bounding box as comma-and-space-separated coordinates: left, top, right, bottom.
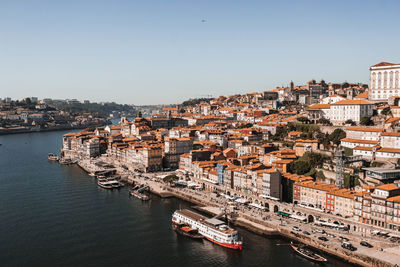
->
172, 209, 242, 250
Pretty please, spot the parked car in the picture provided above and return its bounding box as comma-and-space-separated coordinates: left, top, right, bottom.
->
339, 236, 349, 242
360, 241, 373, 248
342, 242, 357, 251
303, 231, 311, 235
318, 236, 328, 241
292, 226, 302, 232
314, 228, 325, 234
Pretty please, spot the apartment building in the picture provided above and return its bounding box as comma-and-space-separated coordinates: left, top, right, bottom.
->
261, 169, 282, 200
293, 181, 337, 209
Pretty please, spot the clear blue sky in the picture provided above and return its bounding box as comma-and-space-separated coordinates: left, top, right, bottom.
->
0, 0, 399, 105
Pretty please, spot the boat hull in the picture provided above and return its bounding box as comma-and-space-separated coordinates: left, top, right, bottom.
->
173, 224, 204, 240
205, 236, 242, 250
290, 243, 327, 262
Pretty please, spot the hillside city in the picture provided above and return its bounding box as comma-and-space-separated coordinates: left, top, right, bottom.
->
56, 61, 400, 265
0, 98, 135, 134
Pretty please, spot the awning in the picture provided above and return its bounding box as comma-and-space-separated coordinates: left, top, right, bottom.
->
259, 194, 280, 201
290, 214, 307, 221
235, 198, 249, 204
201, 178, 218, 184
250, 203, 266, 210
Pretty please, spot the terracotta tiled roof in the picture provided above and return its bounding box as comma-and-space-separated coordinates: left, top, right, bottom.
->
374, 183, 400, 191
306, 104, 331, 110
372, 62, 399, 67
353, 146, 374, 151
381, 132, 400, 137
331, 99, 372, 105
354, 92, 369, 99
377, 147, 400, 153
340, 138, 378, 145
346, 127, 384, 132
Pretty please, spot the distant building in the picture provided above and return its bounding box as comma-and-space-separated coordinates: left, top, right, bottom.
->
369, 62, 400, 102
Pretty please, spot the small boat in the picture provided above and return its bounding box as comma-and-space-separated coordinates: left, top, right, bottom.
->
130, 190, 149, 200
110, 180, 121, 189
59, 158, 72, 165
97, 180, 114, 189
290, 242, 327, 262
173, 224, 204, 240
48, 153, 59, 162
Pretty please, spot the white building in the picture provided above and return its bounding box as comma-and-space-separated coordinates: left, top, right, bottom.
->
329, 100, 373, 124
369, 62, 400, 102
320, 94, 345, 104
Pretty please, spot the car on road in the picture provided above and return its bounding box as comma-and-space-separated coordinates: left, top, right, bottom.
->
318, 236, 328, 241
342, 242, 357, 251
303, 231, 311, 235
360, 241, 373, 248
292, 226, 302, 232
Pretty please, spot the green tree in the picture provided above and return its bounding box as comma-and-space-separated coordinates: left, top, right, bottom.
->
381, 107, 391, 116
163, 174, 179, 184
344, 173, 359, 189
297, 116, 310, 124
317, 118, 332, 125
360, 116, 374, 126
328, 128, 346, 145
289, 160, 311, 175
238, 123, 253, 128
345, 119, 356, 126
316, 170, 326, 181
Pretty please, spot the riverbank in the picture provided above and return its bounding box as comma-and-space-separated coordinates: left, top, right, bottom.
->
76, 158, 399, 267
136, 179, 395, 267
0, 122, 108, 135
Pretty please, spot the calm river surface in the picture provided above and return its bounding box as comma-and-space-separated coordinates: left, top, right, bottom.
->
0, 131, 354, 267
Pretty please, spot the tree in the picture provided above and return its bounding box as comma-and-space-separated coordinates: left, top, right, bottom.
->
288, 160, 311, 175
345, 119, 356, 126
297, 117, 310, 124
344, 173, 359, 189
328, 128, 346, 145
163, 174, 178, 184
316, 170, 326, 181
289, 152, 326, 175
381, 107, 391, 116
238, 123, 253, 128
317, 118, 332, 125
360, 116, 374, 126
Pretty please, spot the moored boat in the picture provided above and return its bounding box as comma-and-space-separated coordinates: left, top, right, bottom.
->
172, 209, 242, 250
97, 180, 114, 189
59, 158, 72, 165
173, 223, 204, 239
130, 190, 149, 200
290, 242, 327, 263
48, 153, 59, 162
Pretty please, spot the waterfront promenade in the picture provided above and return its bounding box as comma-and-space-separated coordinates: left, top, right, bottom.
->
78, 157, 400, 267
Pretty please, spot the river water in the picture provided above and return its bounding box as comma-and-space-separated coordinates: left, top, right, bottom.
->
0, 131, 354, 267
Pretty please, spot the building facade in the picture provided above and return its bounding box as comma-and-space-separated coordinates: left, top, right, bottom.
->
369, 62, 400, 102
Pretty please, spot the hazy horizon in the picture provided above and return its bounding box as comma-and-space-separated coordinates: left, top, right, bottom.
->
1, 0, 399, 105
